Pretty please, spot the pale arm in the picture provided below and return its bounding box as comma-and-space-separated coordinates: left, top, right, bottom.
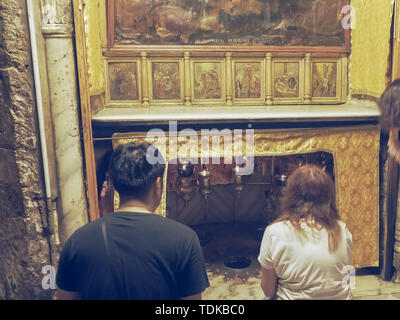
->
260, 267, 278, 299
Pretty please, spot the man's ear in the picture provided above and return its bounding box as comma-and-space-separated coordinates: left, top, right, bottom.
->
155, 176, 163, 194
152, 177, 163, 211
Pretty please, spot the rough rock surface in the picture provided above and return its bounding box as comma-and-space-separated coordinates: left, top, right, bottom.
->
0, 0, 53, 299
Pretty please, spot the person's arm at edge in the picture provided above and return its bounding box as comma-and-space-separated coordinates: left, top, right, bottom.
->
181, 293, 202, 300
260, 267, 278, 299
56, 287, 81, 300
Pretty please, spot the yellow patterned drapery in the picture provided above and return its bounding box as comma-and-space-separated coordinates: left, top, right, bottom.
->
350, 0, 394, 97
113, 125, 380, 268
84, 0, 105, 95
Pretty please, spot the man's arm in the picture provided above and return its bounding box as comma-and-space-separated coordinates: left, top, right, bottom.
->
56, 287, 81, 300
260, 267, 278, 299
177, 234, 210, 300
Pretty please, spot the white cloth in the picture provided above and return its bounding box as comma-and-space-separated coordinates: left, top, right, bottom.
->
258, 220, 353, 300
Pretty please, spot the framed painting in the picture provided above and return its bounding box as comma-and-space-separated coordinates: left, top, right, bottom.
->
105, 60, 141, 105
191, 60, 225, 103
311, 59, 344, 104
107, 0, 350, 52
233, 60, 265, 103
148, 60, 184, 103
272, 59, 303, 103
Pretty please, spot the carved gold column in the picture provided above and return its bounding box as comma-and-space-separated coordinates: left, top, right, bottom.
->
341, 55, 348, 103
265, 53, 273, 105
184, 52, 192, 106
304, 53, 312, 103
225, 53, 233, 105
140, 52, 150, 106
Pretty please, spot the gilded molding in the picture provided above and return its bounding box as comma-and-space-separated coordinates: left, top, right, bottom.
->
304, 53, 312, 103
265, 53, 273, 105
225, 53, 233, 106
140, 52, 150, 106
184, 52, 192, 106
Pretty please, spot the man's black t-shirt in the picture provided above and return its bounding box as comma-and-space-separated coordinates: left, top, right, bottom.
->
56, 212, 210, 300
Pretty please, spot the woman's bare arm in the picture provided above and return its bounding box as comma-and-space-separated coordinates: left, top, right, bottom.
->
260, 268, 278, 299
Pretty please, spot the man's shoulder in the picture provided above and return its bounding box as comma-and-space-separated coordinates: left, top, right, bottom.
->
66, 218, 103, 244
151, 215, 196, 239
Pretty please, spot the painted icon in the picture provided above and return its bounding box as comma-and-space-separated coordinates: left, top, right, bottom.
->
235, 62, 262, 99
108, 62, 138, 100
152, 62, 181, 100
274, 62, 299, 98
194, 62, 222, 99
312, 62, 337, 97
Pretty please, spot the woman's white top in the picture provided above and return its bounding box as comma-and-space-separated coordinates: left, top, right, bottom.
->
258, 220, 353, 300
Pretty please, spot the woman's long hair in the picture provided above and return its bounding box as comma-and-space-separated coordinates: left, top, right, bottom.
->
274, 164, 341, 253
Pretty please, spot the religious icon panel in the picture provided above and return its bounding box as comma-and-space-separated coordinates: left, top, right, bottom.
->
150, 61, 183, 101
192, 61, 225, 102
233, 61, 264, 102
107, 62, 139, 101
273, 60, 303, 103
312, 62, 338, 98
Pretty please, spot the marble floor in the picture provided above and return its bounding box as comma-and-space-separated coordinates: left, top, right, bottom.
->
202, 274, 400, 300
352, 275, 400, 300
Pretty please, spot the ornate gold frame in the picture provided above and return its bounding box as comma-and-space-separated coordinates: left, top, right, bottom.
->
104, 58, 142, 106
107, 0, 351, 52
232, 59, 266, 105
310, 58, 347, 104
272, 58, 305, 104
103, 52, 348, 107
190, 59, 226, 105
147, 58, 185, 105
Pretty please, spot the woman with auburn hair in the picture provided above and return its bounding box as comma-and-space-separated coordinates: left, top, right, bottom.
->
258, 164, 353, 300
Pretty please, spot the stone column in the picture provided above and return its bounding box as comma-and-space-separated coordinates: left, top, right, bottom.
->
40, 0, 89, 243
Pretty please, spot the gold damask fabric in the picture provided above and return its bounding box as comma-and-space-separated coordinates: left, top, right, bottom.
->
350, 0, 394, 97
113, 125, 380, 268
84, 0, 105, 95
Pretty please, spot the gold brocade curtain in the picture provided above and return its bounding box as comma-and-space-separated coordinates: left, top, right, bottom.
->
350, 0, 395, 97
113, 125, 380, 268
84, 0, 105, 95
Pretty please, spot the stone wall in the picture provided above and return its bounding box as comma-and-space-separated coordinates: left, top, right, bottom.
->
0, 0, 53, 299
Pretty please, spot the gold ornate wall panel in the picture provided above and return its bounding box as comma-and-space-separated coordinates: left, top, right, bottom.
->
112, 125, 380, 268
83, 0, 396, 104
104, 54, 348, 107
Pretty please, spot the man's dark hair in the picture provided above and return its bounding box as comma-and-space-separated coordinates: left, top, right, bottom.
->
379, 79, 400, 132
109, 141, 165, 199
